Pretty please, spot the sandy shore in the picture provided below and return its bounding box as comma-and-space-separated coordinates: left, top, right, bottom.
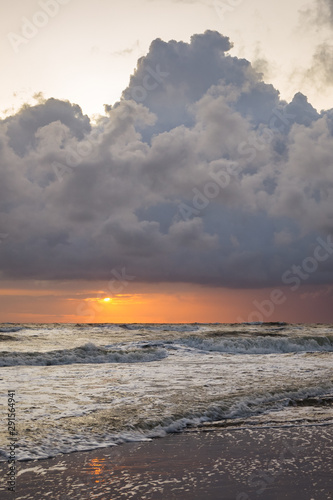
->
1, 424, 332, 500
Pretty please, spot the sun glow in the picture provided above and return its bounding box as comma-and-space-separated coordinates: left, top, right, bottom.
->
103, 298, 111, 302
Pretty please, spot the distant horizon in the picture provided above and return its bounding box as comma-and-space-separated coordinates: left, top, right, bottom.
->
1, 320, 330, 325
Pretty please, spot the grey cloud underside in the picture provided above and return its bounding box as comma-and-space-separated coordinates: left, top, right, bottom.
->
1, 30, 333, 288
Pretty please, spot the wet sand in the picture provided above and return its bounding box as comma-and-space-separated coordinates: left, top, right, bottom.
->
1, 424, 332, 500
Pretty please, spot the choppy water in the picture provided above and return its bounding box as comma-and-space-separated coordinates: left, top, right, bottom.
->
0, 322, 332, 461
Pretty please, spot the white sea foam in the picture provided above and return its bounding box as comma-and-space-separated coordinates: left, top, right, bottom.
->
1, 384, 332, 462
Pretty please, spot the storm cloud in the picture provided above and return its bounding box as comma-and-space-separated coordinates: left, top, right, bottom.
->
1, 30, 333, 288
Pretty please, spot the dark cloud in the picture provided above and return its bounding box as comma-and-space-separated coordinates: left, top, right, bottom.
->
3, 98, 91, 157
284, 92, 320, 127
1, 30, 333, 288
121, 31, 281, 133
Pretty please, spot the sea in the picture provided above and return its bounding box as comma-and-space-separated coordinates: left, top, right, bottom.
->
0, 322, 332, 462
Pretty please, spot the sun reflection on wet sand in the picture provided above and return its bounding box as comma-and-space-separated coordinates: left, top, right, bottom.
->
86, 457, 107, 484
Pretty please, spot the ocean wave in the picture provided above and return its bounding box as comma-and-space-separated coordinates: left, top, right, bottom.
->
0, 326, 24, 333
0, 334, 20, 342
142, 386, 333, 436
177, 335, 333, 354
0, 342, 168, 367
3, 385, 332, 462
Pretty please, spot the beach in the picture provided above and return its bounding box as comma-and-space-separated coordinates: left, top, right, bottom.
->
1, 424, 332, 500
1, 323, 333, 499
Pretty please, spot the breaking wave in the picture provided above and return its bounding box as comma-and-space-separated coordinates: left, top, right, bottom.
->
0, 326, 24, 333
178, 335, 333, 354
0, 342, 168, 367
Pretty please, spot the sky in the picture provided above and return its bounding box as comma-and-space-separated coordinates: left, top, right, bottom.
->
1, 0, 333, 323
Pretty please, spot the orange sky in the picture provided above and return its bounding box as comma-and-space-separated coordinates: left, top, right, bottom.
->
1, 281, 332, 324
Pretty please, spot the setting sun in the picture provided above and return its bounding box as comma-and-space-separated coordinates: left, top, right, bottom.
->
103, 298, 111, 302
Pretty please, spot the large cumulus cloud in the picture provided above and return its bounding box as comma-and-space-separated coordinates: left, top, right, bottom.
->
1, 30, 333, 288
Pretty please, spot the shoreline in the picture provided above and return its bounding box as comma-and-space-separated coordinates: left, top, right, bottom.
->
1, 424, 332, 499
